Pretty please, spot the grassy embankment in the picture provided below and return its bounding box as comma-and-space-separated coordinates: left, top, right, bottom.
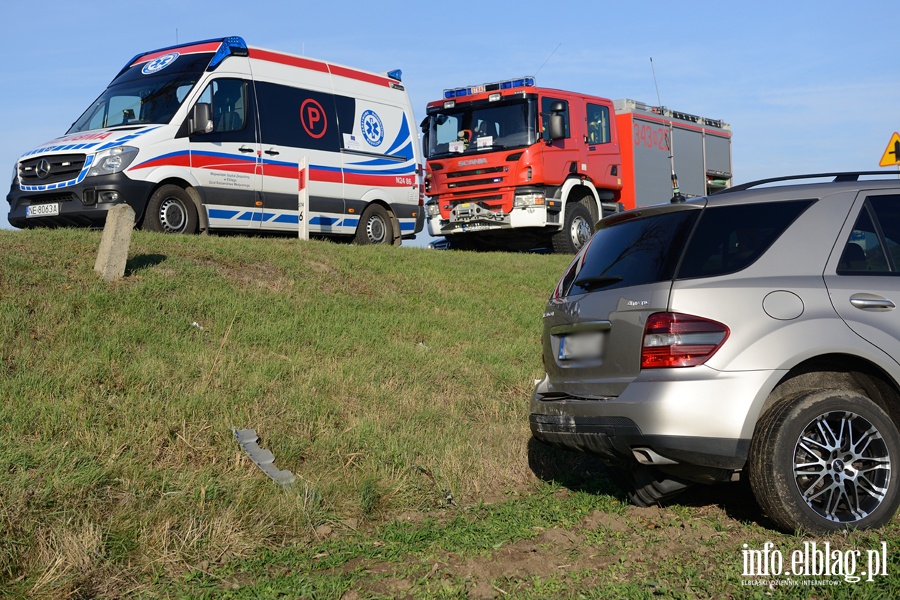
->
1, 228, 899, 599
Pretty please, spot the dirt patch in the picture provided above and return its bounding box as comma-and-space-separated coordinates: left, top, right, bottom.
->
333, 499, 748, 599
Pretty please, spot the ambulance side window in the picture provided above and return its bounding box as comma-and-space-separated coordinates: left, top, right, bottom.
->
193, 79, 254, 142
256, 81, 340, 152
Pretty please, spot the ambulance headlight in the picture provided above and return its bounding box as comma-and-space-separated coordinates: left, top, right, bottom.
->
88, 146, 138, 177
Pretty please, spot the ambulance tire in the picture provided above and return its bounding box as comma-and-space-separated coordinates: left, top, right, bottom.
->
355, 204, 393, 245
552, 202, 594, 254
144, 185, 199, 234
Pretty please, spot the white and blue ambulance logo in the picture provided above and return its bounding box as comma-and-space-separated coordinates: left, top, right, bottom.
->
142, 52, 180, 75
360, 110, 384, 147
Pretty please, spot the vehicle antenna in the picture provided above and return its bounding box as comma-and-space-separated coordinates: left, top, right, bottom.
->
535, 43, 561, 77
651, 57, 683, 202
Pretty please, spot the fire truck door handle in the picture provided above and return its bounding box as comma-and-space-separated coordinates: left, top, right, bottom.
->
264, 148, 280, 156
238, 146, 255, 153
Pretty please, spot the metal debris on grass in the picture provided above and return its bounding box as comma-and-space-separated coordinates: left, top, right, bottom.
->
233, 428, 296, 486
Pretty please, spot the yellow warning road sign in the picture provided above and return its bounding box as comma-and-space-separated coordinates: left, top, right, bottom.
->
880, 132, 900, 167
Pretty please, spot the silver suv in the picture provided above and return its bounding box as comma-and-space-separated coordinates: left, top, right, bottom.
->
530, 172, 900, 533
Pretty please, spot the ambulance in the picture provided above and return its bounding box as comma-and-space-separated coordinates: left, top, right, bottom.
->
6, 36, 424, 245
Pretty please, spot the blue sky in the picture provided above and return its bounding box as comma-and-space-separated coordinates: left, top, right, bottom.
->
2, 0, 899, 242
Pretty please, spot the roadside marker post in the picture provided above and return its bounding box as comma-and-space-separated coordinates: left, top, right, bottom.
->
298, 156, 309, 240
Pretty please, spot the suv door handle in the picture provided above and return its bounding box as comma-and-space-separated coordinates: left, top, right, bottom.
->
850, 294, 896, 311
264, 148, 280, 156
238, 146, 255, 153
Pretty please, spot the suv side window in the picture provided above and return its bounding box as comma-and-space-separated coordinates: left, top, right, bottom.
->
677, 200, 814, 279
837, 195, 900, 274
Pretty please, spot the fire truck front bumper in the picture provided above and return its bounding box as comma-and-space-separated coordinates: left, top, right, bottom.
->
428, 204, 551, 236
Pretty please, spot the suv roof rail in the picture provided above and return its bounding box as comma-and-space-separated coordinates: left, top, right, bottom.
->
720, 171, 899, 194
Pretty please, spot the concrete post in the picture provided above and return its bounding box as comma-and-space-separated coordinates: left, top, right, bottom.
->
94, 204, 135, 281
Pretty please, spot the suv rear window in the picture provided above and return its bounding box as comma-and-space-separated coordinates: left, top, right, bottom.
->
554, 199, 815, 298
676, 199, 815, 279
557, 208, 699, 296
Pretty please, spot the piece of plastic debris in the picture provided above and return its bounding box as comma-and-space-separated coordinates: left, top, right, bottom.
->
191, 321, 205, 330
233, 428, 296, 486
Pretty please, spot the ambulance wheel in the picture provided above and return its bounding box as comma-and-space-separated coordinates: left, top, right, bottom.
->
145, 185, 199, 234
355, 204, 393, 245
552, 203, 594, 254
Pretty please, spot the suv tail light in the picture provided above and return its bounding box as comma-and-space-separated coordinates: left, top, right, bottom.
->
641, 312, 729, 369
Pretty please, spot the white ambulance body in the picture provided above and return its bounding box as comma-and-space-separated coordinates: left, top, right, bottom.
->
6, 36, 424, 244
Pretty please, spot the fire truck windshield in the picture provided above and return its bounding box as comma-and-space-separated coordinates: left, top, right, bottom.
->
426, 98, 537, 159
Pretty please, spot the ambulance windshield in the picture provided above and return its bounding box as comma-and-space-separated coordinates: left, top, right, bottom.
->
68, 76, 199, 133
426, 98, 537, 159
67, 52, 211, 133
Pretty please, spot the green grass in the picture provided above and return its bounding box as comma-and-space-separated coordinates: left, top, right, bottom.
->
1, 228, 899, 599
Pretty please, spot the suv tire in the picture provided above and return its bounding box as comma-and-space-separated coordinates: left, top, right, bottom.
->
749, 389, 900, 533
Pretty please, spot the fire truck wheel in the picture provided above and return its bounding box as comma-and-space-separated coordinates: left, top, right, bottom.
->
355, 204, 393, 245
552, 202, 594, 254
144, 185, 199, 234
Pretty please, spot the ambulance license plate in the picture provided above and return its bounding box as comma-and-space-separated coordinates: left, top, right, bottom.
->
26, 203, 59, 218
558, 331, 605, 361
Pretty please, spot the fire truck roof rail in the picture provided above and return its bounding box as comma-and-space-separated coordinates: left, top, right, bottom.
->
443, 76, 535, 99
613, 98, 730, 130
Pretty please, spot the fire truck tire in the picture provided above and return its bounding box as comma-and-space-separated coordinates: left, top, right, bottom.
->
144, 184, 199, 234
552, 203, 594, 254
355, 204, 393, 245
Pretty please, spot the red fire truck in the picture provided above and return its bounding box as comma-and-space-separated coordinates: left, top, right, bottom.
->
421, 78, 732, 252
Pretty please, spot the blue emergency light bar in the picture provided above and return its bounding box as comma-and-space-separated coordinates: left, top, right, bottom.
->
443, 76, 535, 99
209, 36, 249, 69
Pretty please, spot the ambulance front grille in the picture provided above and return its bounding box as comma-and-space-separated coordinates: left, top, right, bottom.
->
19, 154, 87, 186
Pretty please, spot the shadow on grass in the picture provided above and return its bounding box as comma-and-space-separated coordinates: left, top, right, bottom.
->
527, 437, 769, 528
125, 253, 166, 275
527, 437, 627, 500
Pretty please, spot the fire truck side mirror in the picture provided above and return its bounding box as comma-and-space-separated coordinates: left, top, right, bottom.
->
548, 113, 565, 142
544, 101, 566, 142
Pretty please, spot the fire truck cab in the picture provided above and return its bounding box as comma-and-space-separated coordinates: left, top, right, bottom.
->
422, 78, 623, 252
421, 78, 732, 253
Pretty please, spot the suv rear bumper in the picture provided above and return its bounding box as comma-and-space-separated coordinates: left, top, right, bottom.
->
530, 367, 783, 473
529, 414, 749, 471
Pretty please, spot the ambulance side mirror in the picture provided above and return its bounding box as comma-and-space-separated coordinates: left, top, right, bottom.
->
190, 103, 214, 134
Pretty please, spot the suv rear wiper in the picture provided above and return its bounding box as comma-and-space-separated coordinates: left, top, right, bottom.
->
573, 275, 623, 291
